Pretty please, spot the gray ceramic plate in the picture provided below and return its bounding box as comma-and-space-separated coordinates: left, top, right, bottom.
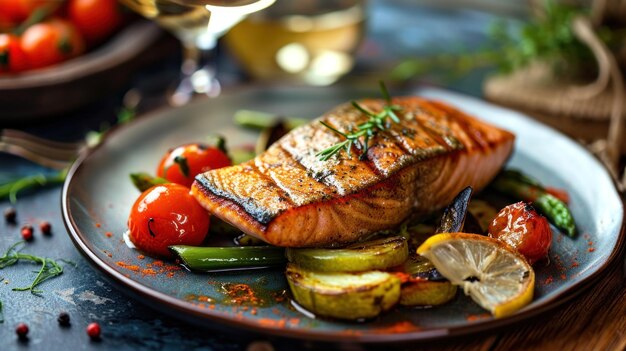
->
62, 86, 624, 343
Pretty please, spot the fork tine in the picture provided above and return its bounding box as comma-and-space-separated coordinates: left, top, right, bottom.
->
1, 129, 83, 150
0, 135, 80, 161
0, 142, 73, 170
0, 129, 83, 162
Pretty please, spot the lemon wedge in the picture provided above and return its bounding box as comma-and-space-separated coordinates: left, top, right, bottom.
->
416, 233, 534, 318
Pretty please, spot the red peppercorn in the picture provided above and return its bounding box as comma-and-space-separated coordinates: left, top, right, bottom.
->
40, 221, 52, 235
21, 226, 34, 241
16, 323, 29, 339
86, 322, 101, 340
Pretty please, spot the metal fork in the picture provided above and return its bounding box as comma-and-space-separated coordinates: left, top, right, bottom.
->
0, 129, 85, 170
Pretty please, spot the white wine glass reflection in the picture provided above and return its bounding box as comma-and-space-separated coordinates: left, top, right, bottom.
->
119, 0, 275, 105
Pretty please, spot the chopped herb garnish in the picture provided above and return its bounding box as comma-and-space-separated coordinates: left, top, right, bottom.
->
316, 81, 402, 161
173, 156, 190, 177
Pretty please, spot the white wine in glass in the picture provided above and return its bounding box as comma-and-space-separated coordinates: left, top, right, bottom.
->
119, 0, 275, 105
225, 0, 365, 86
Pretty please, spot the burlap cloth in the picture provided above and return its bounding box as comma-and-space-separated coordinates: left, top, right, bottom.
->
483, 63, 625, 151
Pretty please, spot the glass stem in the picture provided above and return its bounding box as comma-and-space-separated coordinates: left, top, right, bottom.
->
170, 39, 221, 106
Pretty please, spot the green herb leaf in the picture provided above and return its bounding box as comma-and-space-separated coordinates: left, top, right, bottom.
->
130, 172, 169, 192
206, 134, 228, 153
173, 156, 190, 177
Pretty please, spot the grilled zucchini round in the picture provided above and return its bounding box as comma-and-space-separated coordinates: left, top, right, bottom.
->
286, 263, 401, 320
285, 236, 408, 272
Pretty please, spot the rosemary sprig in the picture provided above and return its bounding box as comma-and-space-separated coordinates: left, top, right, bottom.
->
0, 168, 68, 203
0, 242, 67, 295
391, 1, 616, 82
316, 82, 401, 161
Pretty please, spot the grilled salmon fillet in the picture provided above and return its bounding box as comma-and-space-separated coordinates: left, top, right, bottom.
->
192, 97, 515, 247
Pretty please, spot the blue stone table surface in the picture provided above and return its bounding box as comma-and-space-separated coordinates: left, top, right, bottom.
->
1, 1, 623, 351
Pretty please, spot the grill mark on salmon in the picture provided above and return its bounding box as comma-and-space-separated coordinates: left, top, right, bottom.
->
192, 97, 515, 247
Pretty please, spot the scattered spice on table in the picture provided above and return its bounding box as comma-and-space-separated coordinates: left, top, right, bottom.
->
105, 232, 113, 238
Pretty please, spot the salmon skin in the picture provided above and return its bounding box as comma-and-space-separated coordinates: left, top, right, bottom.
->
192, 97, 515, 247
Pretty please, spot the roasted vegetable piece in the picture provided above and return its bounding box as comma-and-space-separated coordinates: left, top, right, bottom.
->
127, 184, 209, 257
398, 254, 457, 306
491, 170, 575, 237
488, 201, 552, 265
169, 246, 285, 271
437, 186, 473, 233
468, 199, 499, 233
130, 172, 169, 192
286, 263, 401, 320
157, 142, 231, 188
285, 236, 408, 272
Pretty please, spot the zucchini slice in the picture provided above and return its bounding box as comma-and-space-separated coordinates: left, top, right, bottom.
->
399, 254, 457, 306
286, 236, 408, 272
286, 264, 401, 320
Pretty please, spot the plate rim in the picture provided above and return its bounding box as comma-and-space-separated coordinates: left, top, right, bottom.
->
61, 86, 626, 344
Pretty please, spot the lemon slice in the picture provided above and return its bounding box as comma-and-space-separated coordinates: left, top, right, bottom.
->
416, 233, 534, 318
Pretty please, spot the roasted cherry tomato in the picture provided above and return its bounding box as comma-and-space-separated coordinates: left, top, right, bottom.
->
67, 0, 123, 46
0, 34, 29, 73
488, 201, 552, 265
127, 183, 210, 257
157, 143, 231, 188
20, 18, 85, 69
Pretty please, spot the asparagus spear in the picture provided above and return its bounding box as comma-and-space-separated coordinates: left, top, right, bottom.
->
491, 170, 576, 237
169, 246, 286, 271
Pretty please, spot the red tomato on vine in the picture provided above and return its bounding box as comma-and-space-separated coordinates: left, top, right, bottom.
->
20, 18, 85, 69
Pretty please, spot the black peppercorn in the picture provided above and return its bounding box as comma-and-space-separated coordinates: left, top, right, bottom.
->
4, 207, 16, 223
57, 312, 70, 326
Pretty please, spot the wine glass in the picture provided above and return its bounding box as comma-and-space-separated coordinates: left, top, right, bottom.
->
119, 0, 276, 105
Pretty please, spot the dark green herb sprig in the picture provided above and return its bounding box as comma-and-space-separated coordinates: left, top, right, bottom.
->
316, 82, 401, 161
391, 1, 617, 82
0, 242, 68, 295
